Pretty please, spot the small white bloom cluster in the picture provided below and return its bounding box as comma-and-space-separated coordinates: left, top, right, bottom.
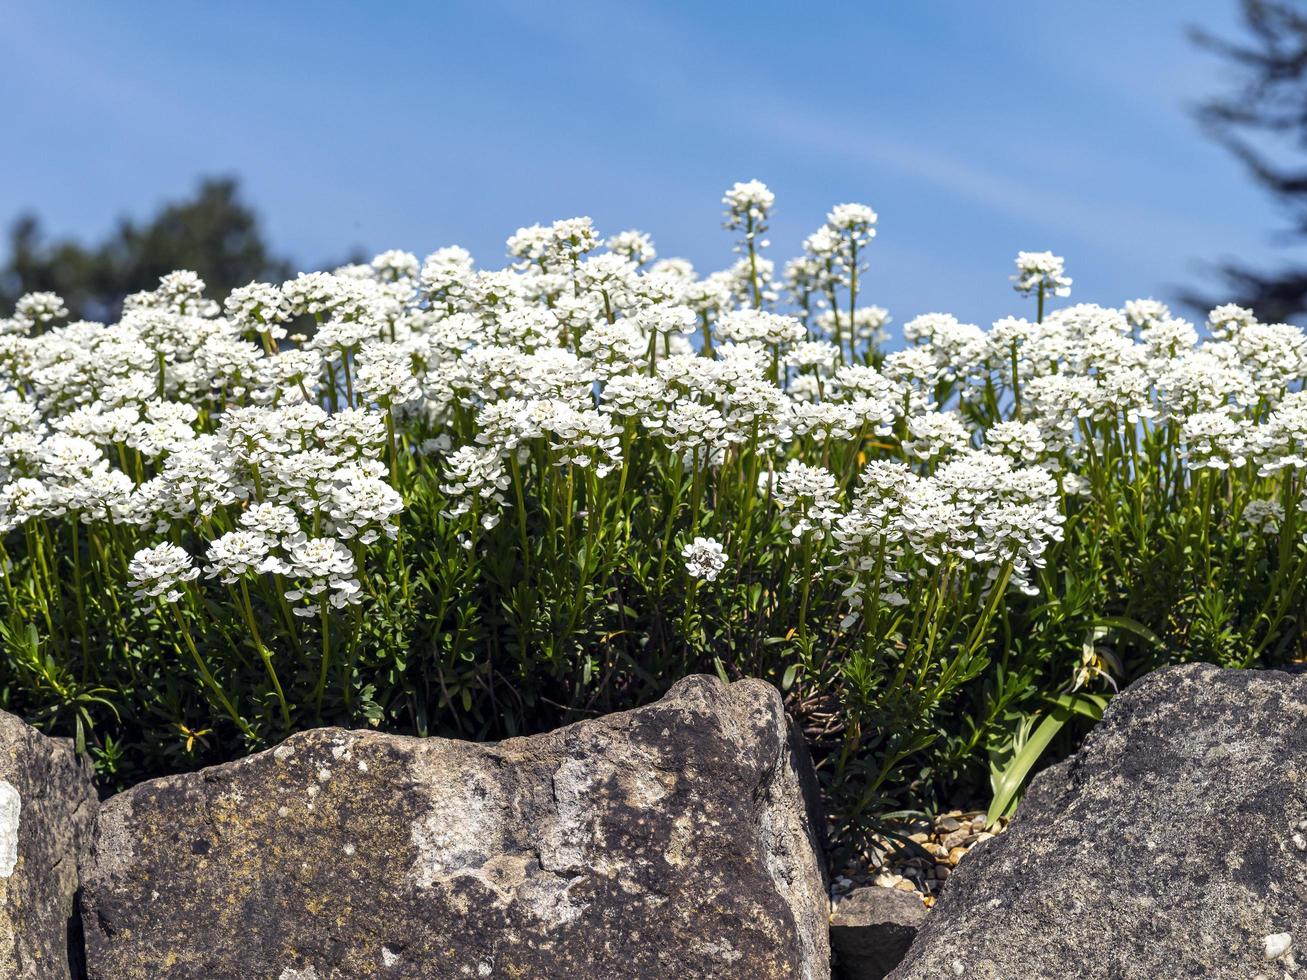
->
723, 180, 775, 236
1011, 251, 1072, 298
681, 536, 726, 581
128, 542, 200, 604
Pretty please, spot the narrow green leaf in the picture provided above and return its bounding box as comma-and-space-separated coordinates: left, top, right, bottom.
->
987, 708, 1071, 825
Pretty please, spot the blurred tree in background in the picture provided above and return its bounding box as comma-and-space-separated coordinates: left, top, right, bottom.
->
1193, 0, 1307, 321
0, 178, 292, 322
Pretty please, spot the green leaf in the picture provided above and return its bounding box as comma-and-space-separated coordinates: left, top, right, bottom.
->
1045, 692, 1107, 722
987, 709, 1069, 826
1091, 616, 1161, 647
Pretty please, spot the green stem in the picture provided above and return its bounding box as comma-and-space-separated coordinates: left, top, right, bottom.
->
169, 603, 253, 738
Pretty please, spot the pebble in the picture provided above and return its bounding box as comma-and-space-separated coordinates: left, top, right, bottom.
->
1263, 933, 1292, 961
834, 807, 1011, 907
941, 830, 970, 850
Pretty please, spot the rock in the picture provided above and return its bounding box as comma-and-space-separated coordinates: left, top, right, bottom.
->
890, 664, 1307, 979
0, 710, 98, 979
81, 675, 829, 979
830, 887, 927, 980
1263, 932, 1292, 961
939, 830, 968, 850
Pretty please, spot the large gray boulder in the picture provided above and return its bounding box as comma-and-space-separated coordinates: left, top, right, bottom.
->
81, 675, 829, 979
0, 711, 98, 979
891, 664, 1307, 979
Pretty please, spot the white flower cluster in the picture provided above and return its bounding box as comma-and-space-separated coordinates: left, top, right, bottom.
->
1011, 251, 1072, 298
681, 536, 726, 581
8, 180, 1296, 636
833, 452, 1064, 613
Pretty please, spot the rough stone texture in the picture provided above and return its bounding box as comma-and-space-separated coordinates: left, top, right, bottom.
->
0, 710, 98, 979
81, 674, 829, 979
891, 664, 1307, 980
830, 887, 926, 980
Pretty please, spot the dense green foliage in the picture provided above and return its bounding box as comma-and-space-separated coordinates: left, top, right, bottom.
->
0, 188, 1303, 862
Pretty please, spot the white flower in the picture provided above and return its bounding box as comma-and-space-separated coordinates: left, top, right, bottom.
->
225, 282, 291, 339
421, 246, 475, 301
441, 445, 510, 528
1011, 251, 1072, 298
716, 309, 804, 347
355, 341, 422, 407
1242, 499, 1284, 536
1208, 303, 1256, 341
283, 536, 363, 614
1249, 391, 1307, 475
1123, 298, 1170, 331
128, 543, 200, 603
985, 420, 1047, 461
773, 460, 840, 539
205, 530, 279, 583
1181, 408, 1247, 471
15, 292, 68, 329
903, 411, 971, 462
371, 249, 420, 281
825, 203, 877, 237
606, 230, 656, 266
239, 502, 301, 538
722, 180, 775, 233
283, 272, 351, 317
156, 271, 207, 313
786, 340, 840, 373
0, 478, 60, 531
681, 536, 726, 581
849, 306, 892, 345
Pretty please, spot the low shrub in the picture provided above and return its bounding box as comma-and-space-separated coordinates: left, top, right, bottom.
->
0, 182, 1302, 853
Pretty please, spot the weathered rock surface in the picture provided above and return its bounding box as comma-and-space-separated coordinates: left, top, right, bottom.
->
830, 887, 926, 979
891, 664, 1307, 979
81, 674, 829, 979
0, 710, 98, 979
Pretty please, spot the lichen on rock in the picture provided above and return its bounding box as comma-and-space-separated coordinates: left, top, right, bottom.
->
0, 710, 98, 980
81, 674, 829, 979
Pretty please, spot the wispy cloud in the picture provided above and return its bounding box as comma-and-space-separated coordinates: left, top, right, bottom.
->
759, 107, 1265, 262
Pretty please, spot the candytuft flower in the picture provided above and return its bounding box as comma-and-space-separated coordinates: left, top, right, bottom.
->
682, 536, 726, 581
1011, 251, 1072, 298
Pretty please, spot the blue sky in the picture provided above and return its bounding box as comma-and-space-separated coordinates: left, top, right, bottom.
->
1, 1, 1299, 325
